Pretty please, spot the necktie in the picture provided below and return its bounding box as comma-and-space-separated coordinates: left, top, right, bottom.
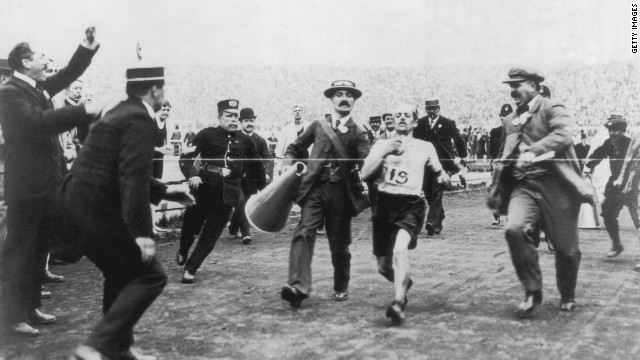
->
335, 119, 341, 129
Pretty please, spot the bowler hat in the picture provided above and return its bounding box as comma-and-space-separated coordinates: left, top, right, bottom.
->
323, 80, 362, 100
604, 113, 627, 129
540, 85, 551, 98
369, 116, 382, 123
239, 108, 256, 120
503, 68, 545, 84
217, 99, 239, 113
499, 103, 513, 116
382, 113, 392, 119
126, 67, 164, 82
425, 99, 440, 108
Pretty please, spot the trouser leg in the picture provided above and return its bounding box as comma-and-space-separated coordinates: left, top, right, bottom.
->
504, 185, 543, 294
0, 199, 49, 325
324, 182, 353, 293
288, 185, 324, 295
184, 204, 233, 274
178, 204, 208, 256
602, 184, 625, 251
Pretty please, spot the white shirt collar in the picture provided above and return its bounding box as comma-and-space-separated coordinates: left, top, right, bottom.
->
430, 115, 440, 128
14, 71, 37, 88
332, 113, 351, 128
527, 95, 540, 110
387, 130, 396, 138
242, 130, 253, 136
65, 97, 79, 106
141, 100, 157, 120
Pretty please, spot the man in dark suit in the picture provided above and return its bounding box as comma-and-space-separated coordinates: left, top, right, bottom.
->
585, 114, 631, 259
493, 68, 592, 315
279, 80, 370, 307
574, 133, 590, 171
366, 116, 385, 143
488, 104, 512, 225
413, 99, 467, 235
0, 27, 102, 337
229, 108, 274, 244
64, 66, 194, 360
177, 100, 265, 284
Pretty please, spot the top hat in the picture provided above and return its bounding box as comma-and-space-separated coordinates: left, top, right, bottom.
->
217, 99, 239, 113
126, 67, 164, 82
323, 80, 362, 100
503, 67, 545, 84
425, 99, 440, 108
239, 108, 256, 120
499, 103, 513, 116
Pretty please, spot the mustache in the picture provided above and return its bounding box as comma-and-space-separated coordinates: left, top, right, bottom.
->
511, 91, 520, 98
339, 100, 350, 106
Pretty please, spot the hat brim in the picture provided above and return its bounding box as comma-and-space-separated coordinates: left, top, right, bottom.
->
240, 116, 257, 120
324, 87, 362, 100
222, 109, 239, 114
499, 112, 512, 116
502, 77, 527, 84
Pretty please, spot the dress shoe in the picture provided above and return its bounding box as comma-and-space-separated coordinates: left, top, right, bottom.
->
559, 299, 577, 312
43, 270, 65, 283
29, 309, 56, 324
491, 217, 501, 225
425, 223, 436, 236
281, 286, 308, 308
434, 225, 443, 235
333, 291, 349, 302
605, 247, 624, 258
516, 290, 543, 316
385, 301, 405, 325
8, 322, 40, 337
181, 270, 195, 284
229, 230, 240, 238
70, 345, 104, 360
242, 236, 252, 245
176, 252, 186, 266
41, 289, 52, 299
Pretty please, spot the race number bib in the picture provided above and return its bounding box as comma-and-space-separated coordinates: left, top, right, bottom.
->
384, 166, 411, 186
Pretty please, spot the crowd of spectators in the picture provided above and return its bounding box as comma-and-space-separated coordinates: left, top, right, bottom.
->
78, 61, 639, 141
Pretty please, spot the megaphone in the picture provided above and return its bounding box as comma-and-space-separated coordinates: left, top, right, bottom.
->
245, 162, 307, 233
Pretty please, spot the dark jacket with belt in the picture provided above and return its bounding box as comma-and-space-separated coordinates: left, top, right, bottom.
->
0, 45, 98, 204
413, 115, 467, 174
489, 125, 505, 160
283, 116, 370, 206
64, 97, 167, 240
182, 126, 266, 207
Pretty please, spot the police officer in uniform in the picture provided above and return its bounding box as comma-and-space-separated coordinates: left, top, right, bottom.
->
177, 100, 265, 283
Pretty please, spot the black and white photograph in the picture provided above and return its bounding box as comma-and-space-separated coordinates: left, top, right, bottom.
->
0, 0, 638, 359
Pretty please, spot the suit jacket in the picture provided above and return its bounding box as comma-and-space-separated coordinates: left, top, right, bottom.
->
245, 131, 274, 193
585, 136, 631, 181
366, 129, 386, 144
64, 97, 167, 240
489, 125, 505, 159
182, 126, 265, 207
619, 132, 640, 196
283, 116, 370, 206
0, 45, 98, 204
493, 97, 592, 210
413, 115, 467, 173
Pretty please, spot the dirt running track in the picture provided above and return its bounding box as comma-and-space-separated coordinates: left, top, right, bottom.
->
2, 190, 640, 360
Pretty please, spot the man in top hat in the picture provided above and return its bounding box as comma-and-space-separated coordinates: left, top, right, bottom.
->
574, 133, 590, 171
64, 65, 195, 360
366, 116, 385, 143
228, 107, 274, 244
0, 27, 104, 337
492, 67, 592, 315
585, 113, 632, 258
413, 99, 467, 236
177, 100, 265, 283
279, 80, 370, 307
488, 103, 513, 225
362, 103, 448, 324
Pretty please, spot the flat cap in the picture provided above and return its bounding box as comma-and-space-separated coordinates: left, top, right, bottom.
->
604, 113, 627, 129
369, 116, 382, 122
217, 99, 239, 113
126, 67, 164, 82
503, 67, 545, 84
425, 99, 440, 108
